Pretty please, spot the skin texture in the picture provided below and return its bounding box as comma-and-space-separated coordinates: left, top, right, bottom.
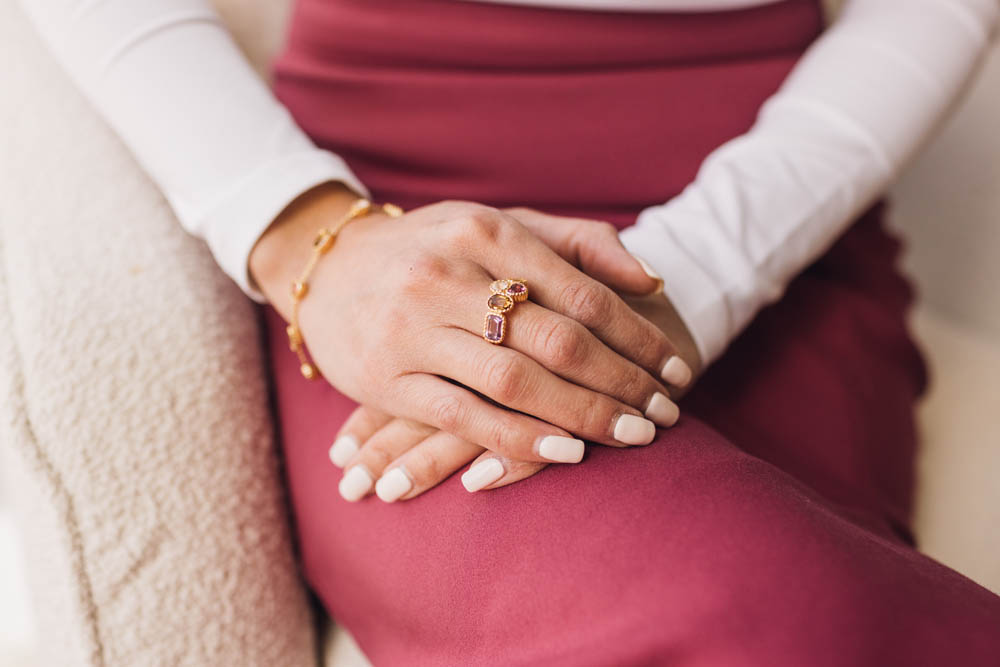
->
251, 183, 701, 501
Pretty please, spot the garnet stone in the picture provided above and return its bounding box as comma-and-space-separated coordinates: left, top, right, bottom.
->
484, 313, 505, 343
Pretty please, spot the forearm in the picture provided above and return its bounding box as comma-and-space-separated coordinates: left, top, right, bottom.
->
621, 0, 999, 366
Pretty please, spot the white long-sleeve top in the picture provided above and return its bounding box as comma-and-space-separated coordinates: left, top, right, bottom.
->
19, 0, 999, 365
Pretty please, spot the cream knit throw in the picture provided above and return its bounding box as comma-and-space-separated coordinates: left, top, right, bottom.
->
0, 1, 318, 664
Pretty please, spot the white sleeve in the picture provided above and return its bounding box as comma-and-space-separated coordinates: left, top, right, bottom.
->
619, 0, 999, 366
18, 0, 369, 302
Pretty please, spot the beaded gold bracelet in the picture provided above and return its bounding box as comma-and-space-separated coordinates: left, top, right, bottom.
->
286, 198, 404, 380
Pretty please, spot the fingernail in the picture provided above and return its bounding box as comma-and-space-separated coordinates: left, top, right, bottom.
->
375, 467, 413, 503
339, 465, 373, 502
613, 413, 656, 445
461, 458, 505, 492
537, 435, 585, 463
329, 434, 359, 468
645, 392, 680, 427
631, 254, 663, 295
661, 355, 692, 387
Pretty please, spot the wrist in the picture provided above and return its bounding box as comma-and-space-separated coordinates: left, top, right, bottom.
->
249, 181, 360, 319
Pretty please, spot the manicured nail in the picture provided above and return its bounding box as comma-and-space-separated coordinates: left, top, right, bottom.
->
661, 355, 692, 387
537, 435, 585, 463
461, 458, 505, 492
613, 414, 656, 445
329, 434, 359, 468
338, 465, 373, 502
645, 392, 680, 427
375, 467, 413, 503
631, 254, 663, 295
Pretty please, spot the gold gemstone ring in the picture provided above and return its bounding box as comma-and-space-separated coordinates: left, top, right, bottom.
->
483, 279, 528, 344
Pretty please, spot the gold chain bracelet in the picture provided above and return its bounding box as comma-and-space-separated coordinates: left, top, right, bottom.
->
286, 198, 404, 380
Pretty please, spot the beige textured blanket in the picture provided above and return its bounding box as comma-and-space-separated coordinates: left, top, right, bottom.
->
0, 1, 316, 664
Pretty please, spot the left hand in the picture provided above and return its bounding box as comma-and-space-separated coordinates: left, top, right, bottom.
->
330, 207, 702, 503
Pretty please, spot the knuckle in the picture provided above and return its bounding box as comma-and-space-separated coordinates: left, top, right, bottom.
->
358, 441, 395, 472
595, 221, 619, 238
581, 395, 617, 438
432, 199, 475, 218
638, 331, 672, 369
483, 355, 530, 404
570, 221, 616, 253
539, 318, 587, 369
561, 281, 611, 325
401, 254, 451, 292
429, 393, 465, 431
439, 207, 504, 247
503, 206, 533, 219
480, 417, 515, 457
351, 406, 383, 433
504, 458, 547, 478
407, 447, 446, 484
615, 365, 652, 406
465, 209, 503, 242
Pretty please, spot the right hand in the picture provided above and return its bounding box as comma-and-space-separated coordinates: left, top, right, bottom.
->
251, 184, 689, 464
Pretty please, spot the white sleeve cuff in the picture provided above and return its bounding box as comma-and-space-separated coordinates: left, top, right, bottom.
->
196, 149, 369, 303
618, 218, 731, 366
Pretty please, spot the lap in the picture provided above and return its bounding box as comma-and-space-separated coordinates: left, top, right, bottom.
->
265, 358, 998, 665
684, 209, 926, 540
262, 207, 999, 665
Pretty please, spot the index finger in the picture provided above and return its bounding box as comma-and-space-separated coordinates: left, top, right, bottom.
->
479, 213, 689, 385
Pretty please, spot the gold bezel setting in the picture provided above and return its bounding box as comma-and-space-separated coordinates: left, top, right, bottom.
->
483, 312, 506, 344
487, 293, 514, 313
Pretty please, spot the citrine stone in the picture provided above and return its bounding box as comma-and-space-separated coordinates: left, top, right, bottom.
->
487, 293, 513, 312
484, 313, 505, 343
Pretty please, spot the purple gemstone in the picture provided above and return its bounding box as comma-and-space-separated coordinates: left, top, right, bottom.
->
506, 282, 526, 295
484, 313, 505, 342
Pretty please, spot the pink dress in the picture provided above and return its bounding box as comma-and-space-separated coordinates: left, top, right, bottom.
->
263, 0, 1000, 663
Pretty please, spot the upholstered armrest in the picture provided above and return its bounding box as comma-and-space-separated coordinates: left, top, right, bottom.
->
0, 2, 317, 664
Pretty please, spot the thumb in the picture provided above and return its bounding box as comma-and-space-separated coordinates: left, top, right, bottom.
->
503, 207, 662, 295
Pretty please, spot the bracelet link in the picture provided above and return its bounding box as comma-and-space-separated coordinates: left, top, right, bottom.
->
287, 198, 404, 380
313, 230, 335, 252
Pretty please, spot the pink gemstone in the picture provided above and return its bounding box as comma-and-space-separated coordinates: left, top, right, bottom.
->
484, 313, 505, 342
506, 282, 526, 295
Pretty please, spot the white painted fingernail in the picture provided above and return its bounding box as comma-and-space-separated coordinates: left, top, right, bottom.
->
339, 465, 374, 502
661, 355, 692, 387
645, 392, 680, 428
537, 435, 585, 463
329, 434, 359, 468
461, 458, 506, 492
613, 414, 656, 445
631, 254, 663, 294
375, 467, 413, 503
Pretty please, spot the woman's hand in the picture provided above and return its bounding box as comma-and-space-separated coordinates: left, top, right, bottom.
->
318, 204, 704, 503
329, 280, 702, 503
327, 405, 547, 502
251, 184, 692, 467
